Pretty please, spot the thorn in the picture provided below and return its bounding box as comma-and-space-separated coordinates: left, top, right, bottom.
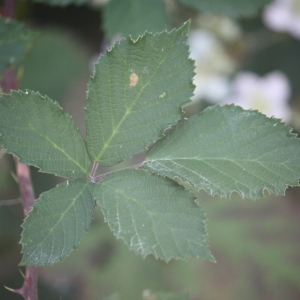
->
4, 285, 17, 293
0, 198, 21, 206
10, 170, 19, 183
0, 148, 6, 159
19, 268, 25, 278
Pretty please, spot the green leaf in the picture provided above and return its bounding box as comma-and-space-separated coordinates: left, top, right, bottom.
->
0, 17, 38, 73
145, 105, 300, 199
0, 90, 92, 179
19, 30, 90, 103
85, 22, 194, 166
94, 169, 214, 262
104, 0, 168, 41
20, 180, 95, 266
30, 0, 88, 5
177, 0, 271, 17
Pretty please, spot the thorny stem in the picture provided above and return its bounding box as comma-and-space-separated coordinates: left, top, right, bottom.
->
6, 160, 39, 300
3, 108, 39, 300
1, 1, 38, 299
6, 266, 38, 300
1, 0, 15, 18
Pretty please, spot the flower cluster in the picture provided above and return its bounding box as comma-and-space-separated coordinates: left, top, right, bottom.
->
188, 29, 236, 102
263, 0, 300, 39
223, 71, 291, 122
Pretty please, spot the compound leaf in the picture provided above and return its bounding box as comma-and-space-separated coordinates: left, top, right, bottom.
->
85, 21, 194, 166
0, 90, 92, 179
177, 0, 271, 17
0, 17, 38, 73
20, 180, 95, 266
145, 105, 300, 199
94, 169, 214, 262
104, 0, 168, 41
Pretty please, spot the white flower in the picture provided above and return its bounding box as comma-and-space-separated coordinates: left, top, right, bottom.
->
263, 0, 300, 39
188, 30, 235, 102
196, 14, 242, 42
223, 71, 291, 122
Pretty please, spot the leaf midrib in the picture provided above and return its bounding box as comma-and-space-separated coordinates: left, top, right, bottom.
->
147, 157, 294, 165
15, 109, 88, 175
146, 158, 290, 191
104, 182, 197, 256
94, 35, 181, 162
24, 182, 90, 263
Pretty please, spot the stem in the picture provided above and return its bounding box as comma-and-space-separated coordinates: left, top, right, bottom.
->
87, 161, 99, 182
12, 160, 38, 300
1, 2, 38, 298
7, 161, 39, 300
93, 161, 145, 183
1, 68, 19, 92
1, 0, 16, 18
14, 158, 36, 215
8, 266, 38, 300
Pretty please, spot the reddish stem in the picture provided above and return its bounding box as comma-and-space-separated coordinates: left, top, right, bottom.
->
1, 68, 19, 92
9, 266, 38, 300
6, 103, 39, 300
1, 0, 16, 18
1, 111, 39, 300
1, 1, 39, 298
14, 158, 36, 216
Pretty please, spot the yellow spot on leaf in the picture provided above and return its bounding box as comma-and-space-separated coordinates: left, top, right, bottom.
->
159, 92, 166, 98
129, 73, 138, 87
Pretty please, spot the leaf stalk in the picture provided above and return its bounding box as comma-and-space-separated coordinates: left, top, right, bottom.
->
92, 161, 145, 183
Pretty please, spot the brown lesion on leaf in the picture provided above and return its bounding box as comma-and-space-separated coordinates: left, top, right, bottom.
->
129, 73, 138, 87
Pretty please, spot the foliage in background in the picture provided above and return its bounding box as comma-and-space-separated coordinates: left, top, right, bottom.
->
0, 17, 37, 73
103, 0, 168, 41
103, 0, 273, 40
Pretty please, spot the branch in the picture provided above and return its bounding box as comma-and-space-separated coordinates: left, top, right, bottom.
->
1, 0, 16, 18
9, 148, 39, 300
2, 74, 39, 300
1, 2, 39, 298
6, 266, 38, 300
14, 158, 36, 216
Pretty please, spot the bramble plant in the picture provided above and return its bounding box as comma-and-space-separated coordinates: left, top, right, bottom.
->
1, 20, 300, 267
1, 0, 300, 299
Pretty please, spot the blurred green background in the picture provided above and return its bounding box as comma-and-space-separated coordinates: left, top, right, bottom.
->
1, 1, 300, 299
